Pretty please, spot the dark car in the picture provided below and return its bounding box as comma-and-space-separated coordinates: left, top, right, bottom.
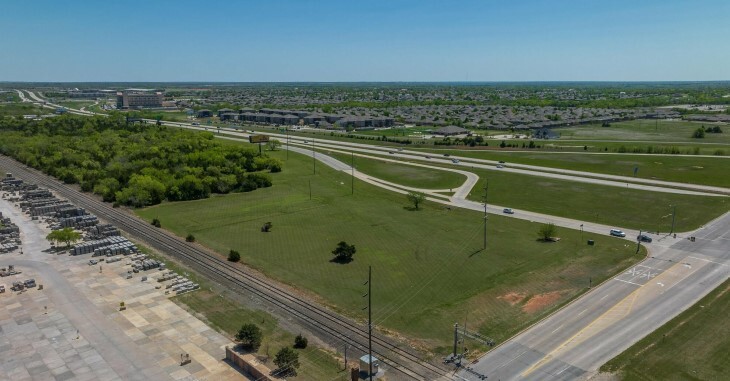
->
444, 153, 450, 157
498, 160, 506, 164
637, 234, 652, 243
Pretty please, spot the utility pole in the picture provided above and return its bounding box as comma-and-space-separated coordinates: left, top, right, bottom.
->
286, 127, 289, 160
636, 230, 642, 254
309, 180, 312, 200
312, 139, 316, 174
351, 152, 354, 195
453, 323, 459, 360
483, 181, 489, 250
670, 206, 677, 234
362, 266, 373, 381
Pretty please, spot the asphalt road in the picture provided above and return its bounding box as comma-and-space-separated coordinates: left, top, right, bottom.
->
458, 212, 730, 380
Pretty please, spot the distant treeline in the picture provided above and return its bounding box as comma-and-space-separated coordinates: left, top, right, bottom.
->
0, 115, 281, 207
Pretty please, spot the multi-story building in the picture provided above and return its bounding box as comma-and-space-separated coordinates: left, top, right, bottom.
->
116, 90, 164, 109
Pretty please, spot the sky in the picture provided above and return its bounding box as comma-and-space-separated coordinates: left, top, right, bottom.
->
1, 0, 729, 82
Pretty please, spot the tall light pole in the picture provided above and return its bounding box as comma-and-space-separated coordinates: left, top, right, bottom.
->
312, 139, 316, 175
580, 224, 584, 244
286, 127, 289, 161
670, 205, 677, 235
351, 152, 354, 195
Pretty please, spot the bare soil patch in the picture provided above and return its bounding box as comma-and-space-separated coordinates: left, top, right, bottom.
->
522, 291, 563, 313
498, 292, 527, 306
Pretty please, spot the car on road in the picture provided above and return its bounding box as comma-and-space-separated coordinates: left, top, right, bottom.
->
389, 151, 395, 154
498, 160, 506, 164
503, 208, 514, 214
0, 285, 5, 293
425, 156, 431, 159
637, 234, 653, 243
191, 122, 200, 126
88, 259, 98, 265
303, 140, 309, 143
610, 229, 626, 237
451, 159, 460, 163
496, 164, 504, 168
444, 153, 450, 157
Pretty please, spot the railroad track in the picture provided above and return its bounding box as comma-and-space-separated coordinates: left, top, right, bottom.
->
0, 155, 451, 380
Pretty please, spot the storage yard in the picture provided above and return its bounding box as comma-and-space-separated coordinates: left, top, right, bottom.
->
0, 175, 244, 381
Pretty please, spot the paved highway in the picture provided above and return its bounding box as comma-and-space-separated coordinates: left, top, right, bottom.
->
458, 212, 730, 380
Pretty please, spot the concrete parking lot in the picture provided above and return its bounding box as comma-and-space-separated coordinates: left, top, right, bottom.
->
0, 197, 247, 381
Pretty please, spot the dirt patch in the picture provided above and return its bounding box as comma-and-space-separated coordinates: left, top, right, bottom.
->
522, 291, 563, 313
498, 292, 527, 306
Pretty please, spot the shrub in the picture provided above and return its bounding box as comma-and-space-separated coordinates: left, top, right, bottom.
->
185, 234, 195, 242
228, 250, 240, 262
151, 218, 161, 228
294, 334, 308, 349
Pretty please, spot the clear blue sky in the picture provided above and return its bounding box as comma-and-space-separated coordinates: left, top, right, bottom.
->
2, 0, 728, 82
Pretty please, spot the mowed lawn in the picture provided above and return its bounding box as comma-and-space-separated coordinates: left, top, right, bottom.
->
554, 119, 730, 143
461, 166, 728, 232
410, 149, 730, 188
600, 279, 730, 380
327, 151, 466, 190
138, 147, 640, 350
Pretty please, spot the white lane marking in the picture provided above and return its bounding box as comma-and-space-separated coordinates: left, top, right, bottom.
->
577, 309, 588, 316
613, 278, 643, 286
551, 324, 564, 334
687, 256, 730, 267
600, 295, 609, 301
556, 365, 572, 375
657, 282, 665, 287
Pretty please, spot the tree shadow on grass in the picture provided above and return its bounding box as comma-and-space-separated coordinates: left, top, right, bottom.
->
402, 206, 418, 211
329, 257, 354, 264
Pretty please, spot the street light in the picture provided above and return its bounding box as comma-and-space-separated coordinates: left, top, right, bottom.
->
580, 224, 584, 244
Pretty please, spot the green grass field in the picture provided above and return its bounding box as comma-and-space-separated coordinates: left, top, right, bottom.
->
312, 148, 729, 231
326, 151, 466, 190
600, 279, 730, 380
555, 119, 730, 144
403, 150, 730, 188
138, 146, 641, 351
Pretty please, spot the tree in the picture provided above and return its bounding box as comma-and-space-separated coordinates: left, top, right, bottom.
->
228, 249, 241, 262
266, 140, 282, 151
293, 334, 308, 349
151, 218, 161, 228
273, 347, 300, 376
538, 223, 557, 241
235, 323, 263, 351
406, 191, 426, 210
261, 222, 272, 232
46, 228, 82, 248
331, 241, 356, 263
186, 234, 196, 242
692, 127, 705, 139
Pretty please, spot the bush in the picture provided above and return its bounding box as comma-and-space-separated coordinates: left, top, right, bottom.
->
185, 234, 196, 242
151, 218, 161, 228
228, 249, 240, 262
331, 241, 356, 263
692, 127, 705, 139
235, 324, 263, 351
294, 334, 308, 349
